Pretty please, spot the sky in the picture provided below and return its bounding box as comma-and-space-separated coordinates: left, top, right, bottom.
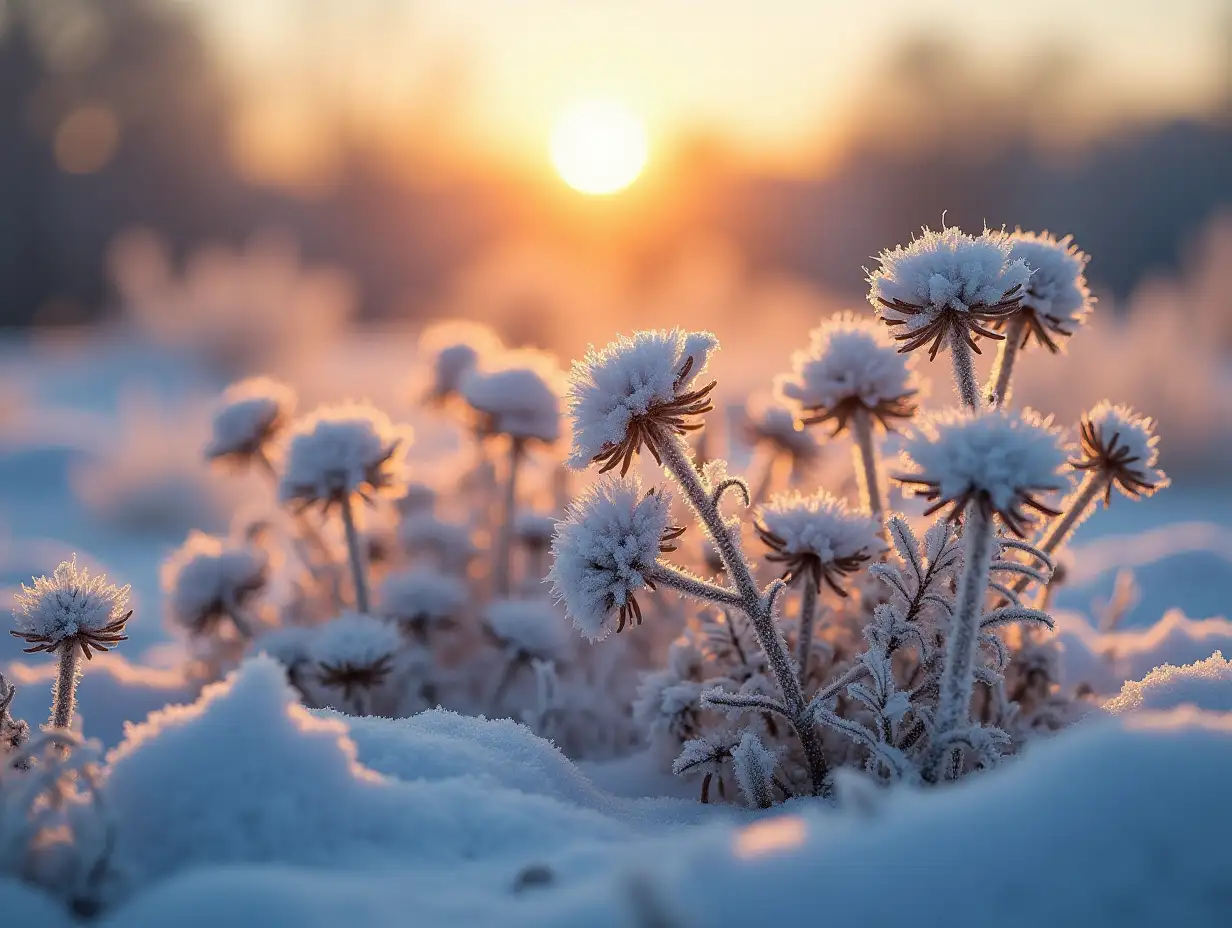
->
193, 0, 1230, 184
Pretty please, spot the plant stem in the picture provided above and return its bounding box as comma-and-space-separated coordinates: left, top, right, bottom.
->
751, 447, 778, 505
1010, 470, 1110, 598
658, 434, 830, 795
340, 494, 370, 614
986, 313, 1026, 407
51, 646, 81, 731
796, 581, 819, 686
850, 405, 884, 518
948, 327, 980, 409
493, 438, 523, 596
651, 563, 745, 609
925, 503, 995, 781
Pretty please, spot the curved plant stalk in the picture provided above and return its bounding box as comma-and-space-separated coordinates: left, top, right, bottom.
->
339, 494, 370, 614
986, 313, 1027, 407
850, 405, 884, 517
948, 327, 981, 408
493, 438, 524, 596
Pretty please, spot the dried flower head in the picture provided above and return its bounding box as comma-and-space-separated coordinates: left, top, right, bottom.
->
463, 352, 565, 443
484, 598, 570, 662
161, 532, 269, 637
11, 556, 131, 658
742, 396, 822, 465
896, 408, 1070, 537
377, 568, 468, 639
1073, 402, 1169, 503
565, 329, 718, 475
868, 227, 1032, 359
397, 512, 477, 567
776, 313, 919, 434
997, 230, 1093, 352
547, 476, 682, 640
755, 491, 886, 595
278, 403, 410, 511
204, 377, 296, 468
514, 511, 559, 551
420, 319, 504, 401
310, 612, 400, 704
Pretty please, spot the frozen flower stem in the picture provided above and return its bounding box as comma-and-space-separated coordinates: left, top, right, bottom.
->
657, 434, 830, 796
850, 406, 884, 517
948, 327, 980, 409
1007, 470, 1108, 601
795, 580, 819, 686
493, 439, 524, 596
51, 646, 81, 731
339, 494, 370, 614
986, 313, 1027, 406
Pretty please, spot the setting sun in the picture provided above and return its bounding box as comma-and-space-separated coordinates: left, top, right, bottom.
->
550, 100, 648, 195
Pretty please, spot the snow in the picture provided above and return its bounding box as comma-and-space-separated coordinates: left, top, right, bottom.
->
1104, 651, 1232, 714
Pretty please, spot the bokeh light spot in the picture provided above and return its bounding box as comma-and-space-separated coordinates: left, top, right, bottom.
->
550, 100, 648, 195
54, 105, 119, 175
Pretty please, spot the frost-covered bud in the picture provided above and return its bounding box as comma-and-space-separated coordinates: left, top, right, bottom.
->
868, 227, 1032, 359
463, 353, 564, 444
420, 319, 504, 401
397, 512, 477, 567
755, 491, 886, 596
377, 568, 467, 640
547, 476, 678, 640
566, 329, 718, 474
896, 408, 1070, 537
161, 532, 268, 638
776, 313, 918, 434
742, 396, 821, 464
310, 612, 400, 705
10, 556, 131, 658
514, 511, 558, 552
484, 599, 570, 662
1074, 402, 1169, 503
731, 729, 779, 809
998, 230, 1093, 352
204, 377, 296, 468
278, 403, 410, 510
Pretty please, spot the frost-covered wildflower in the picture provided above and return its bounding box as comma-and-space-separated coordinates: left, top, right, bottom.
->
395, 481, 437, 517
310, 612, 399, 708
420, 319, 504, 401
776, 313, 918, 434
10, 556, 131, 658
755, 492, 885, 595
377, 569, 467, 640
484, 599, 570, 662
397, 512, 477, 568
547, 477, 681, 640
868, 226, 1032, 360
278, 403, 410, 510
203, 377, 296, 469
897, 408, 1069, 537
514, 511, 559, 551
1073, 402, 1168, 503
252, 625, 315, 674
463, 353, 565, 444
565, 329, 718, 474
161, 532, 268, 638
999, 230, 1093, 352
742, 397, 821, 465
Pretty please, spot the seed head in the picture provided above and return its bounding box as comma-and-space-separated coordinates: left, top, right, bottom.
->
1073, 402, 1168, 504
995, 230, 1093, 353
755, 491, 886, 595
311, 612, 400, 704
161, 532, 268, 637
462, 350, 565, 444
204, 376, 296, 468
11, 556, 131, 658
484, 598, 571, 662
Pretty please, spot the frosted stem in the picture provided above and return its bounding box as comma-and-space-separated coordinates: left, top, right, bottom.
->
986, 313, 1026, 407
51, 646, 81, 731
1011, 470, 1110, 598
340, 494, 370, 614
925, 504, 995, 781
850, 405, 884, 518
658, 434, 830, 795
493, 439, 523, 596
948, 327, 980, 409
651, 563, 744, 609
796, 581, 819, 686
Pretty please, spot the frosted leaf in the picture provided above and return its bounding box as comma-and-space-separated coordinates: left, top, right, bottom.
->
278, 403, 410, 508
11, 556, 131, 656
565, 328, 718, 470
671, 734, 732, 778
1003, 230, 1093, 337
462, 351, 565, 444
204, 376, 296, 466
161, 532, 268, 636
377, 569, 467, 631
310, 612, 400, 669
484, 599, 570, 662
1077, 402, 1169, 500
546, 476, 673, 641
731, 730, 779, 809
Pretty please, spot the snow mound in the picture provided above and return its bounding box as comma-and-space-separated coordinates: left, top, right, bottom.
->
1104, 652, 1232, 714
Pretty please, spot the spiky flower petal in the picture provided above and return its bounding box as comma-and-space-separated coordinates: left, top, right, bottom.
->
11, 556, 131, 658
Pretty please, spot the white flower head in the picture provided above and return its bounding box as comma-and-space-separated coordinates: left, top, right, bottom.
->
420, 319, 504, 400
377, 568, 467, 638
547, 475, 677, 641
755, 491, 886, 595
484, 598, 570, 662
565, 328, 718, 473
310, 612, 400, 703
278, 403, 410, 510
462, 350, 565, 443
161, 531, 268, 637
11, 556, 132, 657
743, 395, 821, 462
252, 624, 315, 672
397, 512, 477, 566
776, 312, 919, 433
897, 408, 1070, 537
1002, 230, 1093, 351
514, 511, 559, 549
1075, 402, 1169, 503
868, 226, 1032, 359
204, 376, 297, 467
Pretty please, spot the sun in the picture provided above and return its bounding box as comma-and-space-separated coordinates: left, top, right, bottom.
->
550, 100, 648, 196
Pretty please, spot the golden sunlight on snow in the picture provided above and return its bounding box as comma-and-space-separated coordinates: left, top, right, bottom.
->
733, 815, 808, 859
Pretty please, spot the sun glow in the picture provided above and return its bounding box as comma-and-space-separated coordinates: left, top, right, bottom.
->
550, 100, 648, 196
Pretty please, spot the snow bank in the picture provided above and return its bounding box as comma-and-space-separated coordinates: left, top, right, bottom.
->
1104, 651, 1232, 714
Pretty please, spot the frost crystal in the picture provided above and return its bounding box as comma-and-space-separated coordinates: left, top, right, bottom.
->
1002, 230, 1093, 348
279, 403, 410, 509
10, 556, 131, 657
776, 313, 918, 432
204, 377, 296, 466
1075, 402, 1169, 501
755, 491, 886, 594
161, 532, 268, 636
463, 353, 564, 443
547, 476, 675, 641
484, 599, 570, 662
377, 569, 467, 635
868, 227, 1032, 357
898, 408, 1070, 536
565, 328, 718, 471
